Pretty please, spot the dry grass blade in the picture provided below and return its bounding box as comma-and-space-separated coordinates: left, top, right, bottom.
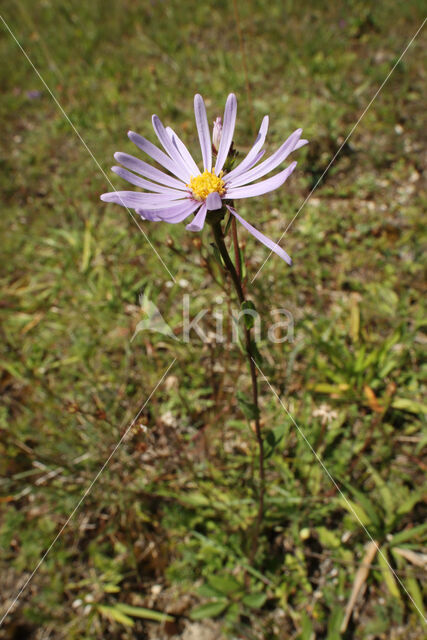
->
340, 540, 378, 633
394, 548, 427, 570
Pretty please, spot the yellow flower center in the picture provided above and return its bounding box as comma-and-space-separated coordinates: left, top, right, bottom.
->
187, 169, 226, 201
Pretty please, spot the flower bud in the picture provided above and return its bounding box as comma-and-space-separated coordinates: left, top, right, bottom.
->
212, 117, 222, 152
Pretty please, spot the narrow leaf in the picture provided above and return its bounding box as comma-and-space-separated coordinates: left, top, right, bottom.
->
242, 592, 267, 609
190, 600, 228, 620
98, 605, 134, 627
236, 391, 260, 421
377, 549, 401, 600
116, 603, 174, 623
207, 574, 242, 596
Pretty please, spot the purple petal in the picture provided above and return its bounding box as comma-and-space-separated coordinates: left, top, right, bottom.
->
215, 93, 237, 173
225, 162, 297, 199
152, 116, 191, 181
186, 202, 207, 232
228, 129, 302, 188
111, 166, 188, 196
194, 94, 212, 172
127, 130, 185, 179
166, 126, 201, 177
206, 191, 223, 211
226, 206, 292, 265
114, 152, 187, 190
159, 200, 200, 219
136, 199, 200, 223
218, 149, 265, 182
162, 206, 202, 224
224, 115, 269, 183
100, 190, 188, 209
245, 149, 266, 169
294, 139, 309, 150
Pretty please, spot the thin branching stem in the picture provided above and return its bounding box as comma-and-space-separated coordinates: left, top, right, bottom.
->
212, 219, 265, 567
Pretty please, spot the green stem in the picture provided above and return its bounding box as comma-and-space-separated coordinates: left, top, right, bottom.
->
212, 220, 265, 566
231, 216, 242, 281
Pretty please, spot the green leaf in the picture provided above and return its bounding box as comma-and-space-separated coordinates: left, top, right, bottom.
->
225, 602, 240, 622
250, 339, 263, 367
210, 243, 224, 268
80, 220, 92, 272
104, 584, 121, 593
326, 606, 344, 640
391, 397, 427, 415
389, 522, 427, 546
181, 492, 211, 507
395, 490, 424, 518
340, 497, 370, 527
316, 526, 341, 549
268, 423, 286, 447
242, 592, 267, 609
198, 583, 224, 598
0, 359, 27, 383
236, 391, 260, 421
190, 600, 228, 620
98, 605, 134, 627
349, 294, 360, 343
299, 611, 314, 640
404, 576, 425, 617
241, 300, 257, 329
115, 603, 174, 623
240, 248, 246, 280
377, 549, 401, 600
207, 574, 242, 596
366, 464, 394, 524
263, 432, 277, 460
343, 483, 382, 530
312, 383, 349, 394
353, 345, 366, 373
224, 212, 233, 236
264, 424, 286, 459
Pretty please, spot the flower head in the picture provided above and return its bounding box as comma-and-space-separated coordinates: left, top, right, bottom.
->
100, 93, 308, 264
187, 169, 226, 201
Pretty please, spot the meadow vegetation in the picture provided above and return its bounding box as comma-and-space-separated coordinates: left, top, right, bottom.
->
0, 1, 426, 638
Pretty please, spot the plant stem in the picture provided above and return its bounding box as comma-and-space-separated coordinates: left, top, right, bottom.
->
212, 220, 265, 566
231, 216, 241, 281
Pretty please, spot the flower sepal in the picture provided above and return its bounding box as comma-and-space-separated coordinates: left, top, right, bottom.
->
205, 207, 227, 226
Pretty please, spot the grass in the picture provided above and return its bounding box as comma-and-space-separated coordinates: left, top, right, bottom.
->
0, 1, 426, 638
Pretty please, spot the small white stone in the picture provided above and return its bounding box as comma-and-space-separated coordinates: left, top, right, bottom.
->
165, 375, 178, 390
151, 584, 162, 595
341, 530, 352, 543
161, 411, 178, 428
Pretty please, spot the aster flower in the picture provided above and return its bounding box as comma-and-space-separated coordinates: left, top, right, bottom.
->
100, 93, 307, 265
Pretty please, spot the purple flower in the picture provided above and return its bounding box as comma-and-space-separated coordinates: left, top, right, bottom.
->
26, 90, 42, 99
100, 94, 308, 265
